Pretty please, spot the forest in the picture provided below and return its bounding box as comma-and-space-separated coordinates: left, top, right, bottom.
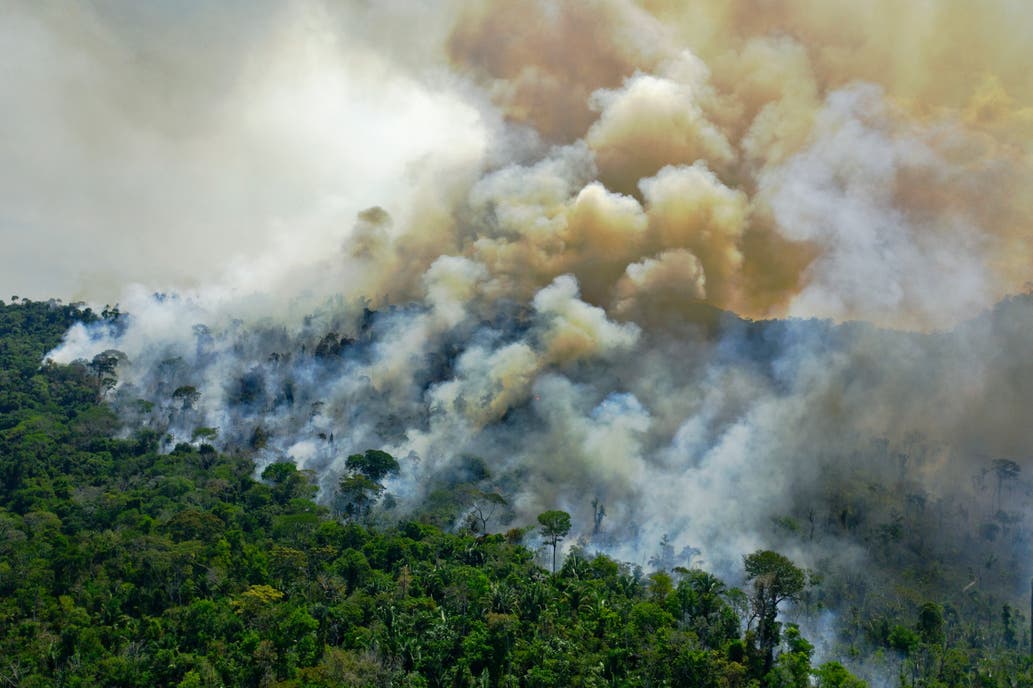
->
2, 298, 1032, 687
8, 1, 1033, 686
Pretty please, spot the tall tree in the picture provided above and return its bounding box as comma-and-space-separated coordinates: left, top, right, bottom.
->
345, 449, 399, 483
991, 459, 1020, 513
336, 449, 399, 521
261, 461, 316, 506
88, 349, 125, 401
464, 489, 508, 535
744, 550, 806, 674
591, 497, 606, 535
537, 510, 571, 573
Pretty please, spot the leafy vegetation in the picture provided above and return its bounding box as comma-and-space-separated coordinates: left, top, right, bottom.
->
1, 298, 1032, 686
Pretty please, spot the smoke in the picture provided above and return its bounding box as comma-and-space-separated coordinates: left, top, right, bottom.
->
45, 285, 1033, 587
21, 0, 1033, 669
8, 0, 1033, 324
0, 0, 485, 302
759, 85, 999, 327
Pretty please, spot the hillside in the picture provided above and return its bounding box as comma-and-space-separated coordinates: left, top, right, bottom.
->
5, 298, 1033, 685
0, 297, 875, 687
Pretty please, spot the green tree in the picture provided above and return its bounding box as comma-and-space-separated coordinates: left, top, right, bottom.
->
813, 661, 866, 688
767, 624, 813, 688
916, 601, 944, 646
336, 450, 399, 522
671, 569, 739, 649
345, 449, 400, 482
336, 474, 385, 521
537, 510, 571, 573
887, 624, 920, 655
261, 462, 316, 506
88, 349, 125, 401
744, 550, 806, 675
172, 385, 200, 410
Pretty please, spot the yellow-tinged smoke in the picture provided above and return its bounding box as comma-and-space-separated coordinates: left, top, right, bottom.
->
434, 0, 1033, 330
7, 0, 1033, 332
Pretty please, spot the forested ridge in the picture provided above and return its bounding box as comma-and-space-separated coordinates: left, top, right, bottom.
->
1, 298, 1031, 687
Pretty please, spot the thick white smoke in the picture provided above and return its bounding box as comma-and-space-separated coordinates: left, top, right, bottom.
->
22, 4, 1033, 678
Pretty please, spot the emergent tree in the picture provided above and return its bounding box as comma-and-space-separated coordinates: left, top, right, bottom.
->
537, 510, 572, 573
744, 549, 806, 674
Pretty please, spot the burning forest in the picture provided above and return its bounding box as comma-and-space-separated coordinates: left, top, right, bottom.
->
5, 1, 1033, 685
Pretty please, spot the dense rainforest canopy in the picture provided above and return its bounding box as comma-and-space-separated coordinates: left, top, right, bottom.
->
1, 298, 1031, 687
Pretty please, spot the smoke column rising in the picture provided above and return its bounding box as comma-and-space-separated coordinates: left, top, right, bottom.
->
29, 2, 1033, 666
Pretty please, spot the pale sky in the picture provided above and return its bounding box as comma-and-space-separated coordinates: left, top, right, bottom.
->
0, 1, 482, 302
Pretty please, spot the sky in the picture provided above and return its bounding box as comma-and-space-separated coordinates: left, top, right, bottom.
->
4, 0, 1033, 331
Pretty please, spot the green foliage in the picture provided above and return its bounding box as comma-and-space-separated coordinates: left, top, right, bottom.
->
887, 625, 920, 655
744, 550, 807, 604
192, 426, 218, 442
745, 550, 808, 674
344, 449, 399, 483
261, 462, 317, 506
536, 509, 572, 539
767, 624, 813, 688
815, 661, 868, 688
1, 299, 1023, 687
916, 602, 944, 646
334, 450, 399, 522
537, 509, 571, 573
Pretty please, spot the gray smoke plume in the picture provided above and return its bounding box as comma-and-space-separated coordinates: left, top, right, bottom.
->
24, 1, 1033, 675
46, 284, 1033, 589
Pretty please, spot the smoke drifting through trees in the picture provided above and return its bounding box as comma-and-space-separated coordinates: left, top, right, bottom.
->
46, 288, 1033, 590
27, 0, 1033, 671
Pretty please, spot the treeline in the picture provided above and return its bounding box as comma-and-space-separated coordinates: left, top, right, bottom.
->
0, 299, 1027, 687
